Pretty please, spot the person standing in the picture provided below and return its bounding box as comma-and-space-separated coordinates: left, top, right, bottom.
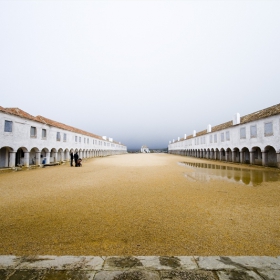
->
74, 152, 79, 167
70, 151, 74, 166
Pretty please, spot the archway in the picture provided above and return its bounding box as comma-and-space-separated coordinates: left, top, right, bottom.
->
241, 147, 250, 164
251, 146, 262, 166
263, 145, 277, 167
0, 146, 14, 168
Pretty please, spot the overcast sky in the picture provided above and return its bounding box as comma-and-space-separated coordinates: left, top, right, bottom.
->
1, 1, 279, 149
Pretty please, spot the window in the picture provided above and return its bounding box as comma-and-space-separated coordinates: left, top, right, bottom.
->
84, 138, 86, 143
42, 129, 47, 139
79, 137, 81, 142
264, 122, 273, 136
221, 133, 224, 142
75, 136, 78, 142
240, 127, 246, 139
214, 134, 217, 143
87, 138, 89, 144
250, 125, 257, 138
30, 126, 37, 137
56, 132, 61, 141
4, 120, 12, 132
226, 131, 230, 141
209, 135, 212, 143
63, 133, 67, 142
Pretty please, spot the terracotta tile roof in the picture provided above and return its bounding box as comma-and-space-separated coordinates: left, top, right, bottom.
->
174, 103, 280, 143
1, 106, 126, 146
240, 103, 280, 124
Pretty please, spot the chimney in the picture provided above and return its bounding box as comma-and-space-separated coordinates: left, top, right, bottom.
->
233, 113, 240, 125
193, 130, 196, 137
178, 137, 180, 141
102, 136, 107, 140
207, 124, 211, 133
184, 134, 187, 139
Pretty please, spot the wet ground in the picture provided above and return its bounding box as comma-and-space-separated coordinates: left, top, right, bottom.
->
179, 161, 280, 186
0, 154, 280, 256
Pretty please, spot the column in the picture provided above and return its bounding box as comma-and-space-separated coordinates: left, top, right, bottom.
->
240, 152, 244, 163
232, 151, 236, 163
225, 152, 229, 162
262, 151, 268, 167
65, 151, 70, 161
250, 151, 254, 165
53, 152, 57, 163
60, 151, 64, 161
24, 152, 30, 167
9, 152, 16, 168
277, 153, 280, 169
46, 152, 50, 164
35, 152, 41, 165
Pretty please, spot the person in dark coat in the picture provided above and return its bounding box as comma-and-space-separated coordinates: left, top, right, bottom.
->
74, 152, 79, 167
70, 151, 74, 166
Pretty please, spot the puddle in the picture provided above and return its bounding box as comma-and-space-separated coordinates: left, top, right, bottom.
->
179, 162, 280, 186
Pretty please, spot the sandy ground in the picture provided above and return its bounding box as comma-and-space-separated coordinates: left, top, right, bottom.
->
0, 153, 279, 256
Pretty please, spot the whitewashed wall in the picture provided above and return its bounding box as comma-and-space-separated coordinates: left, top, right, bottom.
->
0, 111, 127, 167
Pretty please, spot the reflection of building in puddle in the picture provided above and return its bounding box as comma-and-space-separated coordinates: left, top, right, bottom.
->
180, 162, 280, 186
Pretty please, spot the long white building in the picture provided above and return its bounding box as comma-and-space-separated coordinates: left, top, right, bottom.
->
0, 106, 127, 168
168, 104, 280, 168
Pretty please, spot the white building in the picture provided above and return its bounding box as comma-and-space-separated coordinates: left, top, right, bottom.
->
141, 145, 150, 153
0, 106, 127, 168
168, 104, 280, 168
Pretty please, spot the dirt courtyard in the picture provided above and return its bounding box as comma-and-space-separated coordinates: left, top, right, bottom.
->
0, 153, 279, 256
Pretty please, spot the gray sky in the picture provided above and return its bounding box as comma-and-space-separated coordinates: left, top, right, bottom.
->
1, 0, 279, 149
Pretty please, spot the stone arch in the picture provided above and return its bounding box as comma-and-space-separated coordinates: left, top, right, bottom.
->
64, 148, 69, 162
215, 148, 220, 160
226, 148, 232, 162
233, 147, 240, 163
241, 147, 250, 164
57, 148, 63, 162
29, 147, 40, 165
50, 148, 57, 163
15, 146, 28, 166
220, 148, 226, 161
0, 146, 14, 168
210, 148, 214, 159
263, 145, 277, 167
251, 146, 262, 166
206, 148, 210, 159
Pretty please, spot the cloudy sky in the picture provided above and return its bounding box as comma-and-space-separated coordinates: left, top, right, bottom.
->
1, 0, 279, 149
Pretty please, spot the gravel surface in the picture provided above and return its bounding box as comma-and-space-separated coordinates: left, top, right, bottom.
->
0, 154, 279, 256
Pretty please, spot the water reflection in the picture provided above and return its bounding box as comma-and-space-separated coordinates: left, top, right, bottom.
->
179, 162, 280, 186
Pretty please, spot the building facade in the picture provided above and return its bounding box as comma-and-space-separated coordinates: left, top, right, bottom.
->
168, 104, 280, 168
140, 145, 150, 153
0, 107, 127, 168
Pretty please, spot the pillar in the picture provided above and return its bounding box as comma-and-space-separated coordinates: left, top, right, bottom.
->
35, 152, 41, 165
277, 153, 280, 169
24, 152, 30, 167
250, 151, 254, 165
225, 152, 229, 162
240, 152, 244, 163
60, 151, 64, 161
53, 152, 57, 163
262, 151, 268, 167
9, 152, 16, 168
46, 152, 50, 164
232, 151, 236, 163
